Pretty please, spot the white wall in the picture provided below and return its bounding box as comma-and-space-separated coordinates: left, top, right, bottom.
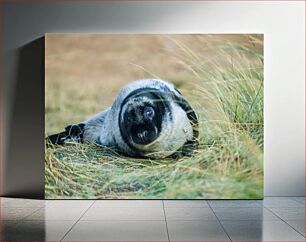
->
2, 1, 305, 197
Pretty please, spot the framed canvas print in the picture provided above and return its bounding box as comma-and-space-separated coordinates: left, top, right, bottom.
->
45, 34, 263, 199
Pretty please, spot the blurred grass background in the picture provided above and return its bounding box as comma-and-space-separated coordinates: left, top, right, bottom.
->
45, 34, 263, 199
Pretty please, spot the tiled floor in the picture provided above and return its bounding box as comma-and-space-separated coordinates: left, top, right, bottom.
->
0, 197, 304, 241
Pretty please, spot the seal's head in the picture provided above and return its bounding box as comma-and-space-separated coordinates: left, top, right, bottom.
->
119, 89, 166, 146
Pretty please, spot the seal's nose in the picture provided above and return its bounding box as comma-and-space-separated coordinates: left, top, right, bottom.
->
137, 130, 148, 140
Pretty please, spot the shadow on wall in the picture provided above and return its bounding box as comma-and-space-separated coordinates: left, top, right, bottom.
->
4, 37, 45, 199
1, 216, 46, 240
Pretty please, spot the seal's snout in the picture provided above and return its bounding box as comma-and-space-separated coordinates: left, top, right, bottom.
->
131, 125, 158, 145
137, 130, 148, 139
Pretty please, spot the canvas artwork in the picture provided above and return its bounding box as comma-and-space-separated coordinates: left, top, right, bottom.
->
45, 34, 263, 199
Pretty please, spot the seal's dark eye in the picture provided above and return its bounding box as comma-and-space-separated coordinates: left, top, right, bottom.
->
127, 116, 133, 123
144, 106, 154, 118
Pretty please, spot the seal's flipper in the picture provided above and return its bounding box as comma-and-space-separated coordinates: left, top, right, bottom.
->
46, 123, 85, 146
46, 131, 68, 145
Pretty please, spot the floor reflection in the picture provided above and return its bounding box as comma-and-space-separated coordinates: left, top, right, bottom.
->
0, 197, 304, 241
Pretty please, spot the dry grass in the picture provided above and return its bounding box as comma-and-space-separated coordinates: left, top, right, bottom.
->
45, 34, 263, 199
